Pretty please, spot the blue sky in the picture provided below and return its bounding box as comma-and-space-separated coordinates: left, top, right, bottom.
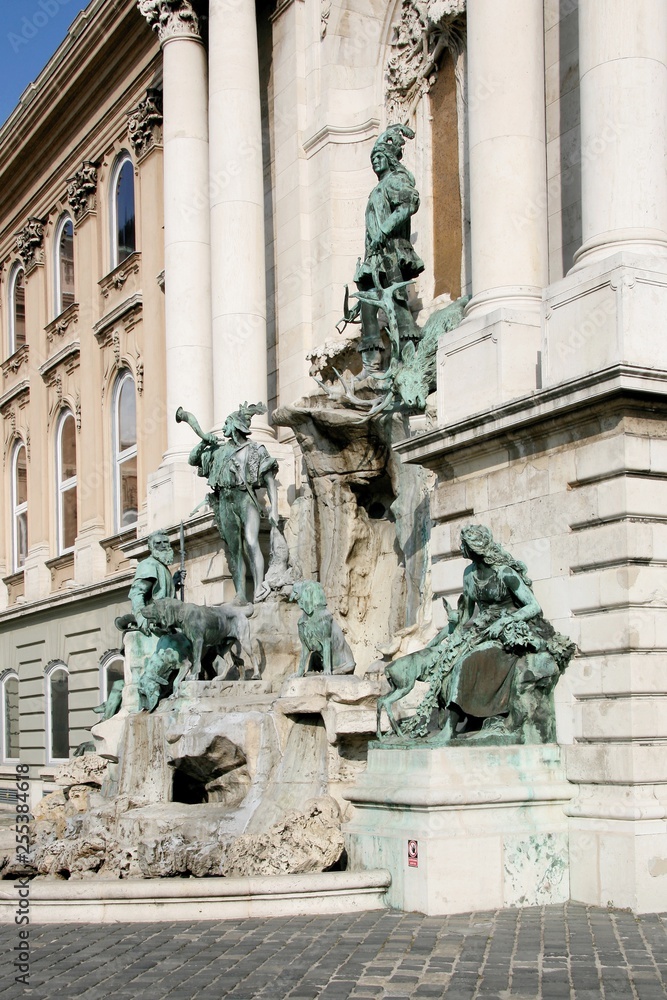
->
0, 0, 92, 127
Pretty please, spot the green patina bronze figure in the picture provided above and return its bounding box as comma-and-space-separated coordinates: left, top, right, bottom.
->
377, 525, 576, 746
326, 124, 469, 416
115, 529, 185, 635
290, 580, 356, 676
137, 646, 182, 712
177, 403, 279, 605
353, 123, 424, 356
116, 531, 185, 635
93, 680, 125, 721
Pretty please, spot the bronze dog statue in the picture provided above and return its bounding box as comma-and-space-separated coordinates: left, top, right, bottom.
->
141, 598, 260, 683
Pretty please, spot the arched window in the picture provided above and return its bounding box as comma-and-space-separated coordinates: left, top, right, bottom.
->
54, 215, 75, 315
111, 155, 136, 267
45, 663, 69, 763
8, 265, 26, 354
113, 371, 138, 530
0, 671, 19, 763
56, 411, 77, 554
11, 442, 28, 572
99, 651, 124, 702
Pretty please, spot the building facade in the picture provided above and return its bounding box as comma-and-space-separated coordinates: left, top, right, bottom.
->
0, 0, 665, 912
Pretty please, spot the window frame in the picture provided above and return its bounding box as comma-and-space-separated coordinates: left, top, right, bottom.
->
53, 213, 75, 318
110, 152, 136, 269
99, 650, 125, 703
112, 370, 138, 532
11, 441, 28, 573
45, 662, 69, 765
0, 670, 20, 764
56, 410, 77, 556
7, 263, 26, 356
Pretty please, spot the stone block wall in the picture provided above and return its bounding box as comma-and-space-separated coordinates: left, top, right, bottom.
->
409, 395, 667, 911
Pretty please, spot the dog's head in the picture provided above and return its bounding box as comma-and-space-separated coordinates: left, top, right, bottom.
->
289, 580, 327, 616
142, 597, 182, 628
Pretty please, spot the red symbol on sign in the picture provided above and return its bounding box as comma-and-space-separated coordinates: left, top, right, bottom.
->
407, 840, 418, 867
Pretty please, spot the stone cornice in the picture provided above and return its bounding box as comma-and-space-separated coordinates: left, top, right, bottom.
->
98, 253, 142, 300
0, 380, 30, 411
271, 0, 305, 22
45, 302, 79, 346
38, 341, 81, 381
0, 0, 157, 248
303, 119, 380, 158
396, 364, 667, 468
94, 292, 143, 343
137, 0, 202, 43
1, 345, 29, 381
0, 568, 135, 625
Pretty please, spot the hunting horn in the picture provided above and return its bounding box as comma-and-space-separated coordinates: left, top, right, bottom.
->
175, 406, 211, 442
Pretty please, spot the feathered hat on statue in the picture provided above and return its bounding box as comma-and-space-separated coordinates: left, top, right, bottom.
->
371, 123, 415, 169
225, 401, 267, 438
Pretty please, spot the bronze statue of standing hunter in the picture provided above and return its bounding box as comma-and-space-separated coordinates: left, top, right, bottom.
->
176, 402, 282, 606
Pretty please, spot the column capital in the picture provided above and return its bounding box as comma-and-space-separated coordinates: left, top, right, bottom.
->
137, 0, 201, 44
66, 161, 98, 224
15, 217, 45, 273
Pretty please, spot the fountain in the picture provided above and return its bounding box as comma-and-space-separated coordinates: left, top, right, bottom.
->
1, 126, 574, 923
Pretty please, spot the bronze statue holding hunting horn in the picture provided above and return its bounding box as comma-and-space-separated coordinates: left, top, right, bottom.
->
176, 403, 280, 605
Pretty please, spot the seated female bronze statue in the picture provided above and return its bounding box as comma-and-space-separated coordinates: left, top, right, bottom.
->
377, 525, 575, 745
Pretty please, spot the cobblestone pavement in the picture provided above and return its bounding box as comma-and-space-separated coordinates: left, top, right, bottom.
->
2, 904, 667, 1000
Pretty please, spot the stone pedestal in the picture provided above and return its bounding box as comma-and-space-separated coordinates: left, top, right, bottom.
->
119, 629, 159, 714
116, 713, 171, 805
543, 252, 667, 388
344, 745, 573, 915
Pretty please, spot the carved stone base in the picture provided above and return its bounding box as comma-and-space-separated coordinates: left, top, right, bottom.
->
344, 744, 574, 915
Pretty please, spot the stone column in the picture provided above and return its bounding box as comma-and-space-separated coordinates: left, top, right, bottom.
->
574, 0, 667, 267
542, 0, 667, 388
466, 0, 548, 314
436, 0, 548, 424
137, 0, 212, 525
208, 0, 271, 438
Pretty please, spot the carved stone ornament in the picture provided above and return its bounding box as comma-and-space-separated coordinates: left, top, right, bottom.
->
46, 303, 79, 346
15, 217, 45, 271
66, 161, 98, 222
127, 88, 163, 158
136, 0, 201, 43
385, 0, 466, 120
320, 0, 331, 38
1, 344, 29, 381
